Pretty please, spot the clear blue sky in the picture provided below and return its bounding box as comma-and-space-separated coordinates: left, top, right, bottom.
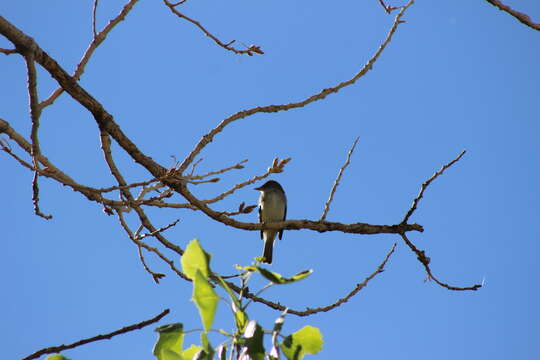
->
1, 1, 539, 359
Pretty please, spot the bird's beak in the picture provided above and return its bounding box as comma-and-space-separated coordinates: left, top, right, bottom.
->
254, 186, 263, 191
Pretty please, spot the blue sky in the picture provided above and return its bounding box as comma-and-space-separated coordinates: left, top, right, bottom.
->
1, 1, 539, 359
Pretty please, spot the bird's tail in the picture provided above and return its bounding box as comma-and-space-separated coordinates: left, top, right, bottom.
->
262, 232, 275, 264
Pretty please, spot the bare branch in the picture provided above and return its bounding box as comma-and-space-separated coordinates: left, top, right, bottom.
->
0, 47, 17, 55
92, 0, 99, 38
22, 308, 170, 360
96, 178, 161, 194
137, 243, 166, 283
295, 242, 397, 315
0, 119, 130, 211
320, 137, 359, 221
377, 0, 401, 13
135, 219, 180, 241
40, 0, 140, 108
190, 159, 248, 180
485, 0, 540, 31
177, 1, 414, 173
24, 55, 52, 219
402, 150, 466, 224
115, 209, 187, 281
163, 0, 264, 56
400, 233, 482, 291
225, 243, 397, 316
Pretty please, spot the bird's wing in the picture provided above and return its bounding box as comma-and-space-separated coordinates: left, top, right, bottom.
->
258, 205, 263, 240
278, 202, 286, 240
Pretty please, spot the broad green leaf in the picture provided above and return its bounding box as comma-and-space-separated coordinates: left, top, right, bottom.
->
182, 239, 211, 280
46, 355, 70, 360
257, 268, 313, 284
193, 270, 219, 332
181, 345, 203, 360
281, 326, 323, 360
240, 320, 265, 360
153, 323, 184, 360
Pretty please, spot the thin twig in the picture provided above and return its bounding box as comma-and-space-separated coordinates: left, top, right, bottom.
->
137, 243, 165, 283
96, 178, 161, 193
22, 309, 170, 360
135, 219, 180, 240
402, 150, 466, 224
226, 243, 397, 316
40, 0, 140, 108
116, 209, 187, 281
0, 47, 17, 55
100, 129, 184, 255
189, 159, 248, 180
377, 0, 400, 13
163, 0, 264, 56
92, 0, 99, 38
177, 1, 414, 173
485, 0, 540, 31
320, 137, 359, 221
24, 55, 52, 219
400, 233, 482, 291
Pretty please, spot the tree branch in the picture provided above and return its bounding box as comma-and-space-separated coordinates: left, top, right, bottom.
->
320, 137, 359, 221
402, 150, 466, 224
400, 233, 482, 291
40, 0, 140, 108
484, 0, 540, 31
22, 308, 170, 360
177, 0, 414, 173
23, 54, 52, 219
163, 0, 264, 56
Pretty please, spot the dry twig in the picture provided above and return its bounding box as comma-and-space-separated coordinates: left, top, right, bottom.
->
320, 137, 359, 221
402, 150, 466, 224
485, 0, 540, 31
163, 0, 264, 56
177, 1, 414, 173
40, 0, 140, 108
400, 233, 482, 291
22, 309, 170, 360
24, 55, 52, 219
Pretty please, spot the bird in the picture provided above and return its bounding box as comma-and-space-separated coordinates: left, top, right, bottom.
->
254, 180, 287, 264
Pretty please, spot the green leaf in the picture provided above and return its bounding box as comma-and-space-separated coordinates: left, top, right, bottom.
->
193, 270, 219, 332
216, 274, 248, 332
181, 239, 211, 280
281, 326, 323, 360
181, 345, 203, 360
45, 355, 71, 360
240, 320, 265, 360
153, 323, 184, 360
257, 268, 313, 284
